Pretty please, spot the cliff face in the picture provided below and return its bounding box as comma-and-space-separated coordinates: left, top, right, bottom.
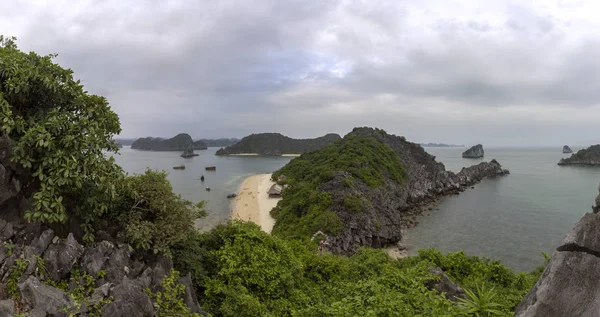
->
215, 133, 341, 156
562, 145, 573, 153
462, 144, 484, 158
272, 128, 508, 254
131, 133, 208, 151
558, 144, 600, 165
515, 186, 600, 317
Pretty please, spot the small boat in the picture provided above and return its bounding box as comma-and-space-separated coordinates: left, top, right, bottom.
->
205, 187, 211, 191
173, 165, 185, 170
200, 175, 205, 182
205, 166, 216, 171
226, 193, 237, 199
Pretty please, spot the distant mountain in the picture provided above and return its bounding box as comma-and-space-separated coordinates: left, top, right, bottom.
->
215, 133, 341, 156
420, 143, 465, 148
196, 138, 239, 147
131, 133, 208, 151
114, 138, 137, 146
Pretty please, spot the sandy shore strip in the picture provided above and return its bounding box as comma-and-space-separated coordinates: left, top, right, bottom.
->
228, 153, 301, 157
231, 174, 280, 233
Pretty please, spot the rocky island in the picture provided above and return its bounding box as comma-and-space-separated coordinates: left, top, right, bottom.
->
562, 145, 573, 153
515, 185, 600, 316
197, 138, 239, 147
131, 133, 207, 151
558, 144, 600, 165
215, 132, 341, 156
462, 144, 484, 158
270, 127, 509, 254
181, 146, 199, 158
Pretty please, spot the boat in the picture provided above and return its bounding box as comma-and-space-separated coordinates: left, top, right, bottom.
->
200, 175, 205, 182
205, 187, 211, 191
205, 166, 216, 171
226, 193, 237, 199
173, 165, 185, 170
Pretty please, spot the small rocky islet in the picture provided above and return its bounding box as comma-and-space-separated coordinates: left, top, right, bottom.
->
562, 145, 573, 153
558, 144, 600, 166
461, 144, 484, 158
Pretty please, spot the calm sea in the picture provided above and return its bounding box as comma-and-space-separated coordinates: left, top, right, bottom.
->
113, 146, 600, 271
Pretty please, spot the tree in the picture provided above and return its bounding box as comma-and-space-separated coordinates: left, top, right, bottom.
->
0, 36, 122, 240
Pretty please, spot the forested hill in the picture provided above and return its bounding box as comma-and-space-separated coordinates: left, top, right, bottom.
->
131, 133, 207, 151
197, 138, 239, 147
215, 132, 341, 156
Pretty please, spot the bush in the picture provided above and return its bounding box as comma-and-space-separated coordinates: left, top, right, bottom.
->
343, 193, 365, 213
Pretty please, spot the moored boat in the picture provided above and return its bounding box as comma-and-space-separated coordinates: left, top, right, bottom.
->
205, 187, 211, 191
226, 193, 237, 198
173, 165, 185, 170
205, 166, 216, 171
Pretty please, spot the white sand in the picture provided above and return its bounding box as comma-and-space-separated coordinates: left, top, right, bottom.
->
231, 174, 279, 233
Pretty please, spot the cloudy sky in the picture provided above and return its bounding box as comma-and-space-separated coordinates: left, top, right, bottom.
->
2, 0, 600, 146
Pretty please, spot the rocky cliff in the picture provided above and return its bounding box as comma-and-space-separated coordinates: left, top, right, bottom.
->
131, 133, 207, 151
272, 128, 508, 254
515, 185, 600, 317
462, 144, 484, 158
215, 133, 341, 156
0, 220, 206, 316
562, 145, 573, 154
558, 144, 600, 165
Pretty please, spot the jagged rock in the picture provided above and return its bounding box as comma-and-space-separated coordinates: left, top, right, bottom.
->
0, 299, 14, 317
101, 277, 154, 317
216, 132, 341, 156
103, 244, 132, 285
562, 145, 573, 154
178, 273, 206, 315
0, 220, 13, 240
594, 183, 600, 214
25, 228, 54, 257
462, 144, 484, 158
90, 283, 113, 305
515, 191, 600, 316
82, 241, 115, 277
558, 144, 600, 166
181, 146, 199, 158
44, 233, 84, 281
19, 276, 73, 316
425, 267, 465, 301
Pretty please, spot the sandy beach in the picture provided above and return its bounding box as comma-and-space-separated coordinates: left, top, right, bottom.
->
231, 174, 280, 233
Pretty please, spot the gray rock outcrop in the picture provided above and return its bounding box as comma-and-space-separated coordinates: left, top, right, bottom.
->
562, 145, 573, 154
558, 144, 600, 166
515, 185, 600, 316
425, 267, 465, 301
462, 144, 484, 158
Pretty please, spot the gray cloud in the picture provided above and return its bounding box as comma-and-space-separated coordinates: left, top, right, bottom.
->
2, 0, 600, 146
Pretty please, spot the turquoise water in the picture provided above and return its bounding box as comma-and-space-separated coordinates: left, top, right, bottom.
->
112, 146, 600, 271
111, 147, 293, 231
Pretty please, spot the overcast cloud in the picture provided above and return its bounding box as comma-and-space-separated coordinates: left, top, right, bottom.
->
2, 0, 600, 146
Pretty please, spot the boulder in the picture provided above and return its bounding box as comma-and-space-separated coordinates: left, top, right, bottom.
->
101, 277, 154, 317
515, 191, 600, 316
0, 299, 14, 317
18, 276, 73, 316
562, 145, 573, 154
425, 267, 465, 301
0, 220, 14, 240
462, 144, 484, 158
44, 233, 84, 281
178, 273, 206, 315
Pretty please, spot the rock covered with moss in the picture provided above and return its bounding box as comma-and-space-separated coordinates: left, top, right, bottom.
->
558, 144, 600, 165
215, 132, 341, 156
271, 127, 509, 254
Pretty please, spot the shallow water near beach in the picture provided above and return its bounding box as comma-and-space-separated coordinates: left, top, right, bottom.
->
113, 146, 600, 271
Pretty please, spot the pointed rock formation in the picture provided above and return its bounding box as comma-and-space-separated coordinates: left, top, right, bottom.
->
562, 145, 573, 153
462, 144, 484, 158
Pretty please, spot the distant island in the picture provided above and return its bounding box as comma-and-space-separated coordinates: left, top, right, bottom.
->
215, 133, 341, 156
558, 144, 600, 166
113, 138, 136, 146
562, 145, 573, 154
196, 138, 239, 147
462, 144, 484, 158
420, 143, 465, 147
131, 133, 207, 151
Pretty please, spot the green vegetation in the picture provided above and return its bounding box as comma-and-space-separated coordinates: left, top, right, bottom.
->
216, 132, 340, 155
343, 193, 366, 213
8, 258, 29, 300
147, 269, 202, 317
171, 221, 541, 317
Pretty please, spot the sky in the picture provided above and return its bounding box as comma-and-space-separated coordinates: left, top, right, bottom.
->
2, 0, 600, 146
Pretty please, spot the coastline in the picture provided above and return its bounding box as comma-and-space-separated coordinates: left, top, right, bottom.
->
231, 174, 280, 233
228, 153, 301, 157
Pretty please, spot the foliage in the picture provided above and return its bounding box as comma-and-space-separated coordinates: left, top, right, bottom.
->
343, 193, 365, 213
147, 269, 202, 317
108, 169, 206, 256
62, 268, 113, 317
456, 284, 504, 317
273, 134, 405, 188
0, 36, 122, 240
174, 222, 542, 317
217, 132, 340, 155
8, 258, 29, 300
34, 255, 47, 280
3, 241, 14, 256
